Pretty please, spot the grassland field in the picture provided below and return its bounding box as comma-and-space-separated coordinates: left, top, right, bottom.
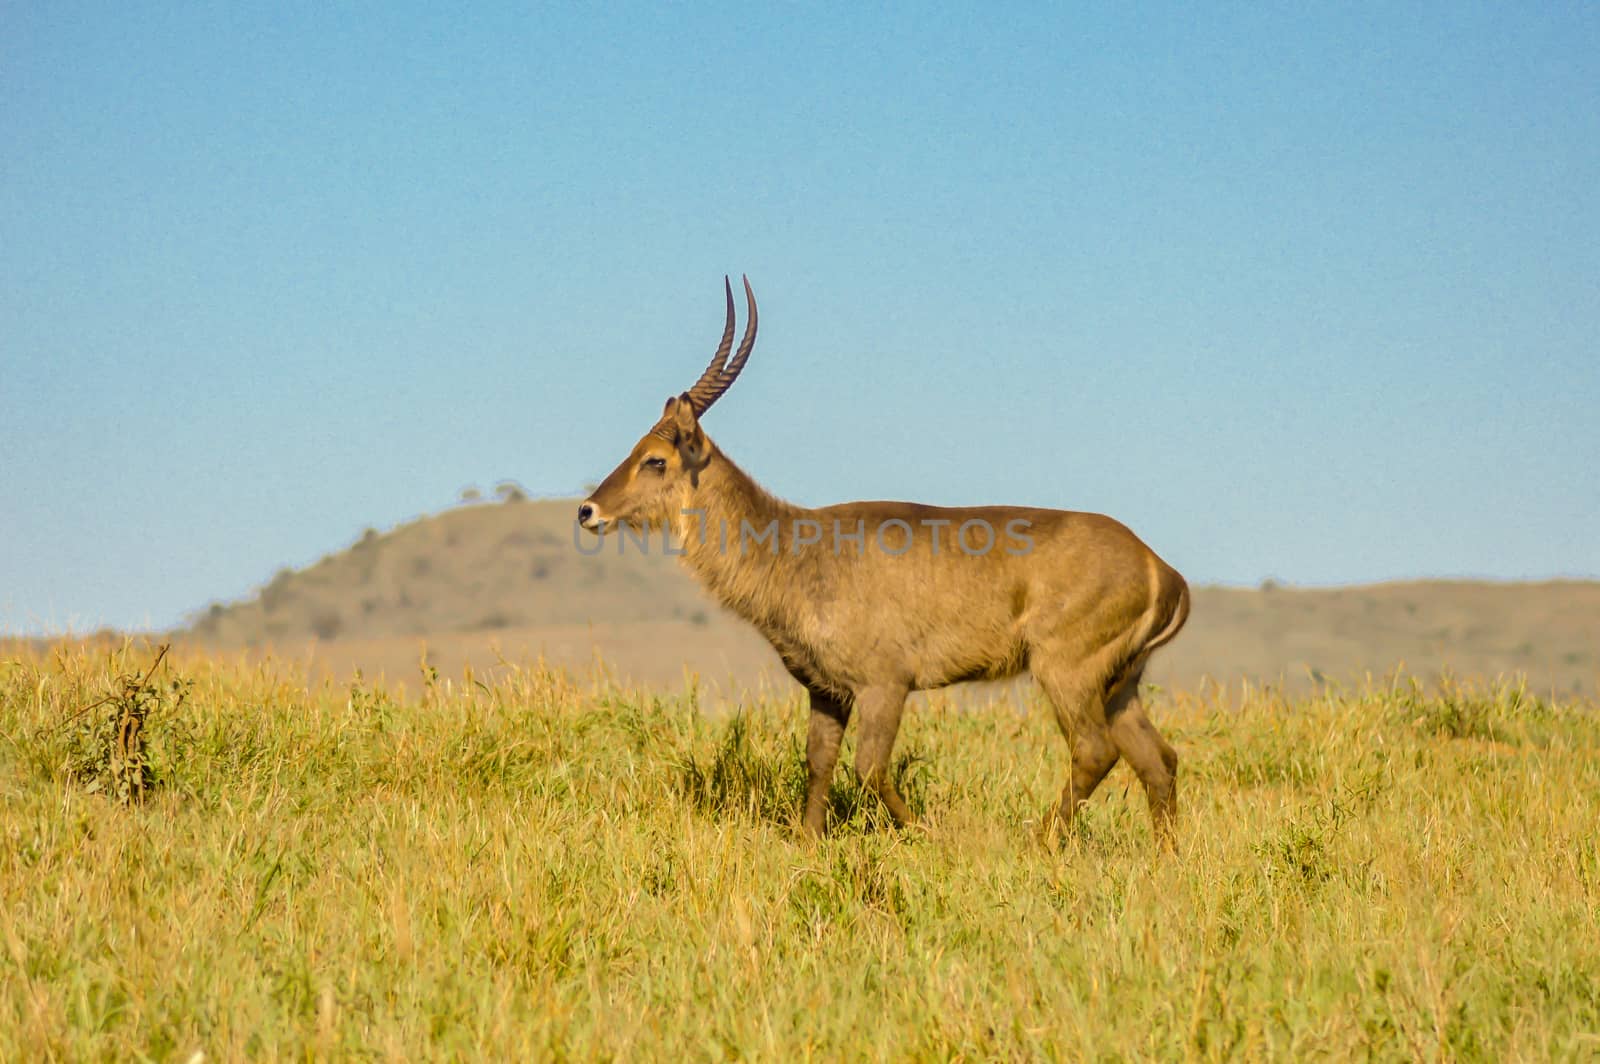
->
2, 640, 1597, 1060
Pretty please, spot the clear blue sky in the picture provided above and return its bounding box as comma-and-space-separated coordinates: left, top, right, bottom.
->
3, 4, 1597, 634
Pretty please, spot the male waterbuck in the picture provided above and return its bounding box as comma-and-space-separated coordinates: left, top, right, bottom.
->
578, 278, 1190, 841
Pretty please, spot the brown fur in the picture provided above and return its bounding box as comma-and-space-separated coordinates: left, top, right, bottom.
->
582, 338, 1189, 843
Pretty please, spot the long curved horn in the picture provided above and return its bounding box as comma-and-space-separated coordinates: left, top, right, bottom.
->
684, 277, 737, 415
684, 275, 758, 416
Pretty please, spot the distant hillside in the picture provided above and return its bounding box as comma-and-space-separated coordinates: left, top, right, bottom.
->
182, 498, 1600, 696
188, 499, 719, 643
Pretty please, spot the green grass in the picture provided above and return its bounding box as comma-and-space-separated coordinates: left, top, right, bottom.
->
2, 643, 1598, 1060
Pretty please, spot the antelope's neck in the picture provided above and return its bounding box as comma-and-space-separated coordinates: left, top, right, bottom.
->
671, 446, 812, 630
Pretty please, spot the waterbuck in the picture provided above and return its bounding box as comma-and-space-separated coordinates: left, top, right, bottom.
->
578, 278, 1190, 841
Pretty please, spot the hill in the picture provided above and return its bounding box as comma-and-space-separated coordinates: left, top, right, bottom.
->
180, 498, 1600, 696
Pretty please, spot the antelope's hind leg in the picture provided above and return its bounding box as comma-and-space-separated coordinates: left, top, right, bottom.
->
1033, 660, 1120, 836
1106, 675, 1179, 845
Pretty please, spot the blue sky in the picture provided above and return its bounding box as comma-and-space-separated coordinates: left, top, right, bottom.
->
2, 4, 1597, 634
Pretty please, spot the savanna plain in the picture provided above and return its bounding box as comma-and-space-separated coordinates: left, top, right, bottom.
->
2, 640, 1597, 1061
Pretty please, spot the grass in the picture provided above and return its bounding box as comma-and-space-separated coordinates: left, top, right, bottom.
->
1, 642, 1598, 1060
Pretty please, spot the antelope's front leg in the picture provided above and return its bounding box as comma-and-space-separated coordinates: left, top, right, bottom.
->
853, 684, 914, 826
803, 690, 851, 836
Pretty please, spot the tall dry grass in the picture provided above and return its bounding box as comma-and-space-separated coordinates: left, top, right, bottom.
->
1, 641, 1596, 1059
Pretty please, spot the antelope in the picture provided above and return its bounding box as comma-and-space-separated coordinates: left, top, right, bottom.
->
578, 278, 1190, 842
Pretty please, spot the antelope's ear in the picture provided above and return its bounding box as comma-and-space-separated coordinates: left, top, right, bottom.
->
671, 393, 710, 481
671, 392, 700, 437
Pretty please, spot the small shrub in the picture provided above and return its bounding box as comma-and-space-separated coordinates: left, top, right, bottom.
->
1258, 815, 1338, 887
495, 480, 529, 503
60, 645, 189, 805
310, 609, 343, 640
192, 602, 228, 637
260, 569, 296, 612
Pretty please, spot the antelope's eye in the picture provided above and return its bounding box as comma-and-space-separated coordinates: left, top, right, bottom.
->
642, 456, 667, 472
